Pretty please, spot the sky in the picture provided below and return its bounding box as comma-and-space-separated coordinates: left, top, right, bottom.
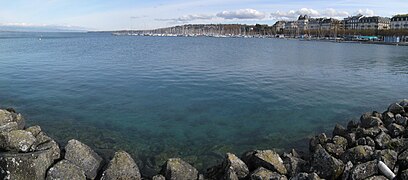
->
0, 0, 408, 31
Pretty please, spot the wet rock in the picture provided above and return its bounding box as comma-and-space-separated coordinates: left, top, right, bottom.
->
0, 109, 25, 129
0, 148, 57, 180
282, 152, 307, 177
0, 130, 36, 152
341, 161, 353, 180
333, 124, 347, 137
374, 149, 397, 170
387, 123, 405, 138
347, 120, 359, 131
396, 114, 408, 126
101, 150, 141, 180
46, 160, 86, 180
350, 160, 378, 180
383, 112, 395, 126
152, 174, 166, 180
64, 139, 103, 179
0, 122, 18, 132
207, 153, 249, 179
388, 103, 405, 114
311, 145, 344, 179
309, 133, 328, 153
25, 125, 42, 137
360, 112, 383, 128
224, 167, 239, 180
341, 145, 374, 164
375, 132, 391, 149
242, 150, 287, 174
400, 99, 408, 107
250, 167, 287, 180
161, 158, 199, 180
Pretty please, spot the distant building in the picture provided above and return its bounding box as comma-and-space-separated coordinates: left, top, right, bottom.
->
344, 14, 364, 30
320, 18, 342, 31
391, 14, 408, 29
297, 15, 310, 31
273, 21, 286, 32
358, 16, 390, 30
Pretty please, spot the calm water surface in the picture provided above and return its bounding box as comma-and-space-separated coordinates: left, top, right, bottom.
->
0, 32, 408, 172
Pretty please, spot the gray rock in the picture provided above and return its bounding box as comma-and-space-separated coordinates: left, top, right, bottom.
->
25, 125, 42, 137
152, 175, 166, 180
356, 137, 375, 147
400, 99, 408, 107
242, 150, 287, 175
383, 112, 395, 126
400, 169, 408, 180
309, 133, 328, 153
386, 138, 408, 153
345, 133, 356, 147
387, 123, 405, 138
388, 103, 405, 114
333, 124, 347, 137
360, 112, 383, 128
64, 139, 103, 179
396, 114, 408, 126
0, 130, 36, 152
0, 122, 18, 132
397, 149, 408, 170
46, 160, 86, 180
224, 167, 239, 180
311, 145, 344, 179
224, 153, 249, 178
101, 150, 141, 180
0, 109, 25, 129
356, 127, 382, 139
350, 160, 378, 180
282, 152, 307, 177
290, 172, 321, 180
347, 120, 359, 131
374, 149, 397, 170
161, 158, 198, 180
250, 167, 287, 180
364, 176, 388, 180
36, 140, 60, 160
0, 148, 58, 180
375, 132, 391, 149
341, 161, 353, 180
341, 145, 374, 164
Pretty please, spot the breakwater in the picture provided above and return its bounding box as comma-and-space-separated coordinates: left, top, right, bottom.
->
1, 99, 408, 179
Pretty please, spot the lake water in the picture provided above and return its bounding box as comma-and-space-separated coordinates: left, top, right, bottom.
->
1, 32, 408, 174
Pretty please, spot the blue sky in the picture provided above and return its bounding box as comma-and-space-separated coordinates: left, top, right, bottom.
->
0, 0, 407, 31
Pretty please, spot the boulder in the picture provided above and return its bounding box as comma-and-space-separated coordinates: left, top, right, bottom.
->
364, 176, 387, 180
0, 109, 25, 129
206, 153, 249, 179
375, 132, 391, 149
347, 120, 359, 131
387, 138, 408, 153
224, 167, 239, 180
101, 150, 141, 180
341, 161, 353, 180
360, 113, 383, 128
345, 133, 356, 147
0, 122, 18, 132
395, 114, 408, 126
290, 172, 321, 180
333, 124, 347, 137
282, 152, 307, 177
161, 158, 198, 180
388, 103, 405, 114
64, 139, 103, 179
400, 169, 408, 180
397, 149, 408, 169
309, 133, 328, 153
0, 148, 58, 180
311, 145, 344, 179
349, 160, 378, 180
374, 149, 397, 170
242, 150, 287, 174
25, 125, 42, 137
250, 167, 287, 180
387, 123, 405, 138
341, 145, 374, 164
382, 112, 395, 126
46, 160, 86, 180
400, 99, 408, 107
152, 175, 166, 180
0, 130, 36, 152
356, 127, 382, 139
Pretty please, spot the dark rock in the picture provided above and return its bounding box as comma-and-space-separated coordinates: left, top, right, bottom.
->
387, 123, 405, 138
250, 167, 287, 180
341, 145, 374, 164
341, 161, 353, 180
388, 103, 405, 114
152, 174, 166, 180
0, 130, 36, 152
397, 149, 408, 170
241, 150, 287, 174
0, 122, 18, 132
356, 127, 382, 139
309, 133, 328, 153
375, 132, 391, 149
324, 136, 348, 158
282, 152, 307, 177
333, 124, 347, 137
0, 109, 25, 129
400, 169, 408, 180
383, 112, 395, 126
366, 137, 376, 147
347, 120, 359, 131
350, 160, 378, 180
207, 153, 249, 179
224, 167, 239, 180
386, 138, 408, 153
360, 112, 383, 128
290, 172, 321, 180
46, 160, 86, 180
364, 175, 387, 180
0, 148, 58, 179
64, 139, 103, 179
345, 133, 356, 147
400, 99, 408, 107
101, 150, 141, 180
161, 158, 199, 180
311, 145, 344, 179
374, 149, 397, 170
25, 125, 42, 137
356, 137, 375, 147
396, 114, 408, 126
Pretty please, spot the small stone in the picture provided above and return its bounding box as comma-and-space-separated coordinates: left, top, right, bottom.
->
101, 150, 141, 180
242, 150, 287, 174
46, 160, 86, 180
161, 158, 198, 180
375, 132, 391, 149
311, 145, 344, 179
64, 139, 103, 179
387, 123, 405, 138
341, 145, 374, 164
350, 160, 378, 180
0, 130, 36, 152
250, 167, 287, 180
388, 103, 405, 114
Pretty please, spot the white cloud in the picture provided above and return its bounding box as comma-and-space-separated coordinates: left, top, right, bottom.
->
355, 9, 375, 16
321, 8, 349, 17
216, 9, 266, 20
155, 14, 214, 23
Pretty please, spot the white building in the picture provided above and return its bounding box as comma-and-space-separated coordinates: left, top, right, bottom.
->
391, 14, 408, 29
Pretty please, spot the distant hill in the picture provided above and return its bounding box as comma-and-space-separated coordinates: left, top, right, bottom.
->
0, 25, 86, 32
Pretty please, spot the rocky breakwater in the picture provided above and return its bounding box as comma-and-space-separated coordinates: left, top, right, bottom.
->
0, 99, 407, 180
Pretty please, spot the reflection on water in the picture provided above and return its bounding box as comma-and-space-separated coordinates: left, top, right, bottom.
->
0, 32, 408, 172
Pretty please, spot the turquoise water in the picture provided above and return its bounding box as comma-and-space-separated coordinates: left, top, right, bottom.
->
1, 32, 408, 173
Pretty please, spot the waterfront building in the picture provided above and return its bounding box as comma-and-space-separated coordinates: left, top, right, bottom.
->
273, 21, 286, 32
391, 14, 408, 29
297, 15, 310, 31
307, 18, 324, 30
344, 14, 364, 30
358, 16, 390, 30
320, 18, 342, 31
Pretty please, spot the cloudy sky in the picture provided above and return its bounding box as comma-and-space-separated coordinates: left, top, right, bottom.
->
0, 0, 407, 31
